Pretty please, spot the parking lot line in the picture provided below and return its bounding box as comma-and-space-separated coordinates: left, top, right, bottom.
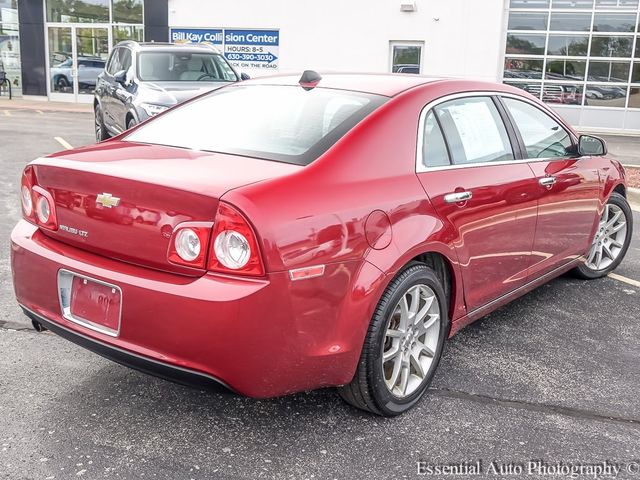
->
54, 137, 73, 150
608, 272, 640, 288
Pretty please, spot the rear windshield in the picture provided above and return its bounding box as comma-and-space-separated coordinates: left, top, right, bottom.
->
125, 85, 387, 165
137, 51, 237, 82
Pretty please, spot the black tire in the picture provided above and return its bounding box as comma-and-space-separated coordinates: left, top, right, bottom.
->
95, 104, 110, 142
56, 76, 69, 90
572, 192, 633, 279
127, 117, 137, 130
337, 263, 449, 416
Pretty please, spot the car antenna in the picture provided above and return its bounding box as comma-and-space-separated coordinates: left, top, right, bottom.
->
299, 70, 322, 91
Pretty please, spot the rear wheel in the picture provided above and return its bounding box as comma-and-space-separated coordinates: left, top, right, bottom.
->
573, 192, 633, 279
337, 263, 448, 416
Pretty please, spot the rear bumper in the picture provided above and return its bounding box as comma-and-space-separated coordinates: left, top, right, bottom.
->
11, 220, 368, 397
22, 305, 231, 392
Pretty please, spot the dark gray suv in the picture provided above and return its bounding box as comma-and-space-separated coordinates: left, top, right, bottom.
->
94, 41, 243, 141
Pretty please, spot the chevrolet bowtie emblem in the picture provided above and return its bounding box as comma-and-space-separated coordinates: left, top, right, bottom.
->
96, 193, 120, 208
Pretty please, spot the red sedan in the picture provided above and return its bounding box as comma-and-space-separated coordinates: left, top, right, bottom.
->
12, 73, 633, 416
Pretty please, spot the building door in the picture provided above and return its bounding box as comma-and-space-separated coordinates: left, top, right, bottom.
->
47, 25, 110, 103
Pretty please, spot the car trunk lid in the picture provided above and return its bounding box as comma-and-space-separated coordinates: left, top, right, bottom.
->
32, 141, 301, 275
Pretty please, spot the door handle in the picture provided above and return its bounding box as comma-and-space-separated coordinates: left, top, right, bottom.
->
444, 191, 472, 204
539, 176, 557, 187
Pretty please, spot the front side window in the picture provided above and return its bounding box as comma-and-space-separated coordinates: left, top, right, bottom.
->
503, 98, 573, 159
137, 52, 237, 82
434, 97, 514, 165
125, 85, 386, 165
106, 48, 121, 75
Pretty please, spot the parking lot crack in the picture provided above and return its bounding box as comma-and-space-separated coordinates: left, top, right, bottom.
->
430, 387, 640, 428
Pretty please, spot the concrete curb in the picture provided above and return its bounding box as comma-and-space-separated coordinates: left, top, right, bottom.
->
0, 99, 92, 114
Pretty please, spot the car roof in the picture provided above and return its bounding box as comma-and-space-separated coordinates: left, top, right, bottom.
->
242, 73, 444, 97
116, 41, 222, 54
241, 73, 542, 101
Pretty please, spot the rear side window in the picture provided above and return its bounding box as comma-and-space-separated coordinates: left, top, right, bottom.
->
421, 111, 450, 167
502, 98, 573, 159
434, 97, 514, 165
125, 85, 386, 165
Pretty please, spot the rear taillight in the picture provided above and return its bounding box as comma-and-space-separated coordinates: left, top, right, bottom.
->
167, 223, 211, 269
21, 167, 35, 221
209, 203, 264, 277
166, 204, 264, 276
32, 186, 58, 230
21, 166, 58, 230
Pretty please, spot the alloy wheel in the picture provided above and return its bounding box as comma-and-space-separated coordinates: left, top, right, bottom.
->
586, 203, 627, 271
382, 284, 441, 398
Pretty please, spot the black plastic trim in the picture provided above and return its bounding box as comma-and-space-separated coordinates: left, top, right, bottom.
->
21, 306, 232, 393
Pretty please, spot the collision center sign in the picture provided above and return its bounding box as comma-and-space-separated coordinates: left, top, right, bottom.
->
169, 27, 279, 76
170, 28, 223, 46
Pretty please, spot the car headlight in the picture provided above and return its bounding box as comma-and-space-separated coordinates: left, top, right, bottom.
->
140, 103, 169, 116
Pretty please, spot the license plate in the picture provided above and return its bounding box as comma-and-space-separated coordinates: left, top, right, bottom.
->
58, 270, 122, 337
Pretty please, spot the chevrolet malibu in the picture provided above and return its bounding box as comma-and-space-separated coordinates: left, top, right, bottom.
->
12, 73, 633, 416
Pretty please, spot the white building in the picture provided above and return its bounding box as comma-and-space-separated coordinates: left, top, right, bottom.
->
6, 0, 640, 132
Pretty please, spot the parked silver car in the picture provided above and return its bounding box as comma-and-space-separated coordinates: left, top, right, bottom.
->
94, 41, 246, 141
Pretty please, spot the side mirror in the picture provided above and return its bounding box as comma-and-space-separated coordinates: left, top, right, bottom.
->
578, 135, 607, 156
240, 72, 250, 81
114, 70, 127, 86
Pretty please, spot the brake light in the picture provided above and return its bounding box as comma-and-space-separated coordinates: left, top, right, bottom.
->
209, 203, 264, 277
21, 166, 35, 221
32, 186, 58, 231
21, 167, 57, 230
167, 222, 211, 269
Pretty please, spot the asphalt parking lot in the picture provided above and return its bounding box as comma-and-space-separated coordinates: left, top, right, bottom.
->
0, 108, 639, 480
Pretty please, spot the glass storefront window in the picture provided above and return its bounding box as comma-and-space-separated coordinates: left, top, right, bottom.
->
504, 58, 544, 79
506, 1, 640, 111
0, 0, 17, 23
552, 0, 594, 7
591, 35, 633, 56
588, 60, 631, 81
546, 59, 587, 80
509, 0, 550, 7
506, 34, 546, 54
593, 13, 636, 32
543, 83, 584, 105
113, 25, 144, 44
585, 84, 628, 106
628, 86, 640, 107
547, 34, 589, 55
0, 0, 20, 96
550, 13, 592, 32
595, 0, 639, 8
46, 0, 109, 23
112, 0, 143, 23
508, 12, 549, 30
